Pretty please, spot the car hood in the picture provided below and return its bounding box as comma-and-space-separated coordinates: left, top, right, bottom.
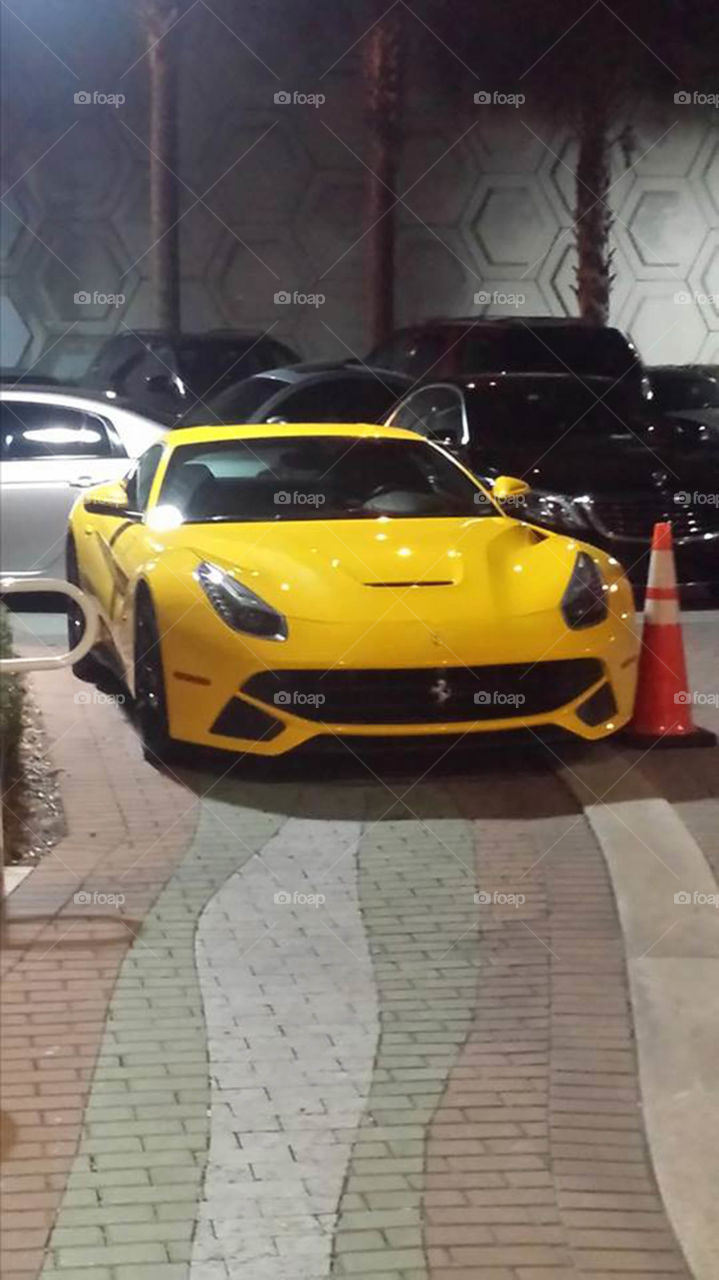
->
173, 515, 584, 625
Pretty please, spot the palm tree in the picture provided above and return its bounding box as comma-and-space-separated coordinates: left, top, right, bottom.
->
415, 0, 680, 324
135, 0, 185, 332
363, 3, 405, 346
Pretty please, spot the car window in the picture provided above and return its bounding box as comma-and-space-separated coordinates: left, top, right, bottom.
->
85, 336, 147, 389
158, 435, 495, 523
126, 442, 165, 510
0, 401, 117, 459
367, 331, 450, 377
184, 376, 286, 426
263, 376, 402, 424
177, 341, 262, 393
653, 372, 719, 413
388, 386, 467, 445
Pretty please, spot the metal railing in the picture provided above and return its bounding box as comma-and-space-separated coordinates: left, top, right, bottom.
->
0, 578, 99, 673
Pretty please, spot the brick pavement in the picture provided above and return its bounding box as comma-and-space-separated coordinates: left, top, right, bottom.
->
1, 669, 198, 1280
1, 667, 698, 1279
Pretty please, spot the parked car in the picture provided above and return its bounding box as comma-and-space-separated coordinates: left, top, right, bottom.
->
647, 364, 719, 445
0, 370, 64, 386
84, 330, 299, 420
0, 387, 166, 580
386, 375, 719, 596
178, 366, 413, 427
68, 422, 638, 758
366, 317, 652, 410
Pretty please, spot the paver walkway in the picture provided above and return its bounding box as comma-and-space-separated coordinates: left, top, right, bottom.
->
1, 664, 699, 1279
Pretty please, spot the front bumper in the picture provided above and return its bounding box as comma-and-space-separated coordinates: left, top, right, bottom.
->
161, 612, 639, 756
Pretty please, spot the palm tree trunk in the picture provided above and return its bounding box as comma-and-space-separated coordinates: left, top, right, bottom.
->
364, 7, 403, 347
142, 1, 181, 332
574, 97, 612, 325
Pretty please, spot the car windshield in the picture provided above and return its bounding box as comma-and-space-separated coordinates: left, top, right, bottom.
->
158, 436, 493, 522
651, 371, 719, 413
180, 376, 284, 426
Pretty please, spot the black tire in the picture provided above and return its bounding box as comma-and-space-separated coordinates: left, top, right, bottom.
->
66, 537, 105, 683
134, 590, 175, 763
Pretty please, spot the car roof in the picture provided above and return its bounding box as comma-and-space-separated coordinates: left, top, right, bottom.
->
235, 365, 409, 384
165, 422, 424, 447
0, 385, 167, 422
649, 364, 718, 376
394, 316, 626, 331
397, 371, 616, 391
1, 382, 111, 397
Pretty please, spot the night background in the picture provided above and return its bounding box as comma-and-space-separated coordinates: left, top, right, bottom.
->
3, 6, 719, 1280
1, 0, 718, 373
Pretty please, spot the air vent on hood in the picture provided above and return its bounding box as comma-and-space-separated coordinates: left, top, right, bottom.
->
364, 580, 454, 588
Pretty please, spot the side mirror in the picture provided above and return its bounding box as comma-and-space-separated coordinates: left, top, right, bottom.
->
492, 474, 530, 502
83, 483, 140, 520
84, 497, 140, 519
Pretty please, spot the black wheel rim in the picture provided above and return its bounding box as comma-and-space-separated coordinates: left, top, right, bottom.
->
135, 605, 166, 742
66, 544, 86, 649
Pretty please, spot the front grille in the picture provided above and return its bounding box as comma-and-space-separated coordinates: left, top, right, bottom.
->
243, 659, 603, 725
589, 497, 719, 542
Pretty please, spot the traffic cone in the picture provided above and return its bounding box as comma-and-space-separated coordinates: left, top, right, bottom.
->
622, 522, 716, 747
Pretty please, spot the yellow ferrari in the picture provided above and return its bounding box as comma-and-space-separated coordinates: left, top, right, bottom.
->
67, 423, 639, 758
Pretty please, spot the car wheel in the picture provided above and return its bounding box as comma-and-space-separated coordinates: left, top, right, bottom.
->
66, 536, 105, 683
134, 590, 175, 763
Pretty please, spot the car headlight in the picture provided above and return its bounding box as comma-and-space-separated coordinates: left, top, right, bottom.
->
520, 490, 590, 533
561, 552, 608, 629
195, 561, 288, 640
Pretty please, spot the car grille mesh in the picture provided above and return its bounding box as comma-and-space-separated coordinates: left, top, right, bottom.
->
589, 498, 719, 542
243, 659, 603, 725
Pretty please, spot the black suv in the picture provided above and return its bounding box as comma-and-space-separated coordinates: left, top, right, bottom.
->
84, 330, 299, 420
367, 317, 651, 411
386, 374, 719, 598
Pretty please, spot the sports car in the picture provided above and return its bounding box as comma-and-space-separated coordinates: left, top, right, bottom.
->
67, 423, 639, 758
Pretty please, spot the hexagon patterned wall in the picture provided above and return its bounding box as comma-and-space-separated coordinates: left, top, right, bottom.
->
1, 2, 718, 374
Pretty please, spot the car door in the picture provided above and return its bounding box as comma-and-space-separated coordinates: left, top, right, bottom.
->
103, 444, 167, 673
386, 385, 470, 456
0, 399, 130, 579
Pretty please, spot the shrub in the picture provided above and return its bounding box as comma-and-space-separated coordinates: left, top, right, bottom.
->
0, 606, 23, 777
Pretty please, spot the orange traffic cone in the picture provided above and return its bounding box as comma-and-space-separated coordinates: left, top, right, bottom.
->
623, 522, 716, 747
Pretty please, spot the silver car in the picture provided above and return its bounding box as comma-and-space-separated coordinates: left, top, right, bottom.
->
0, 387, 166, 580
